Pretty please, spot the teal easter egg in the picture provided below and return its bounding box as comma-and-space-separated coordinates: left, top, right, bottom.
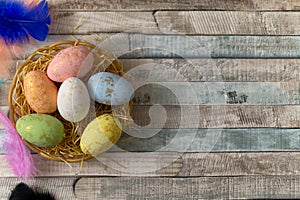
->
87, 72, 134, 105
16, 114, 65, 147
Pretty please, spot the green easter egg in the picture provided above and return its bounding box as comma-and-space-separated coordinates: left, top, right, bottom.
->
16, 114, 65, 147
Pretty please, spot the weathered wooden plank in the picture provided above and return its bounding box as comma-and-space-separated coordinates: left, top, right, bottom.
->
49, 11, 300, 35
131, 105, 300, 128
2, 175, 300, 200
5, 35, 300, 61
130, 35, 300, 58
3, 80, 300, 105
75, 176, 229, 199
75, 176, 300, 199
0, 81, 11, 106
0, 177, 77, 200
155, 11, 300, 35
2, 152, 300, 177
122, 59, 300, 82
132, 82, 297, 105
4, 104, 300, 128
50, 12, 158, 34
48, 0, 300, 11
229, 176, 300, 199
8, 58, 300, 82
0, 153, 183, 177
5, 99, 300, 129
179, 152, 300, 176
1, 128, 300, 153
116, 128, 300, 152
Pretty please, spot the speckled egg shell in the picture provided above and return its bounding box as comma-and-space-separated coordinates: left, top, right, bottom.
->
47, 46, 94, 82
80, 114, 122, 156
57, 77, 90, 122
87, 72, 134, 105
16, 114, 65, 147
24, 71, 58, 114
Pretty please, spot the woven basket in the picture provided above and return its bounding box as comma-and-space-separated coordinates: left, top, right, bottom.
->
8, 40, 130, 163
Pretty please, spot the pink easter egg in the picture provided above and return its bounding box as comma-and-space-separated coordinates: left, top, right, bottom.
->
47, 46, 94, 82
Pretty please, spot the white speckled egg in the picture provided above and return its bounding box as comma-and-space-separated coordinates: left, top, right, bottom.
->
57, 77, 90, 122
87, 72, 134, 105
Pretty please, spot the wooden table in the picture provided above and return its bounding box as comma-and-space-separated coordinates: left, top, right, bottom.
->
2, 0, 300, 199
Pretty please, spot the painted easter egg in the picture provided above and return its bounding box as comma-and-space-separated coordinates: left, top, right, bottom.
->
24, 71, 57, 114
16, 114, 65, 147
57, 77, 90, 122
87, 72, 134, 105
47, 46, 94, 82
80, 114, 122, 155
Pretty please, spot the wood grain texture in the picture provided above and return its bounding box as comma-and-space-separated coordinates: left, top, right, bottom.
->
129, 35, 300, 58
75, 176, 300, 199
0, 81, 10, 106
0, 177, 77, 200
0, 153, 183, 177
155, 11, 300, 35
229, 176, 300, 199
116, 128, 300, 152
8, 58, 300, 81
2, 152, 300, 177
122, 59, 300, 82
4, 127, 300, 153
1, 128, 300, 153
50, 12, 158, 34
132, 82, 297, 105
5, 35, 300, 60
49, 11, 300, 35
75, 176, 229, 199
3, 80, 300, 106
48, 0, 300, 11
131, 105, 300, 128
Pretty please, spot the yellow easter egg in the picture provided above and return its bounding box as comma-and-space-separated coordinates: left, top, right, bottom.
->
80, 114, 122, 156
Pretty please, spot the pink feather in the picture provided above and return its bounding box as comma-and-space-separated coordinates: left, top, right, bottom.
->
0, 110, 37, 178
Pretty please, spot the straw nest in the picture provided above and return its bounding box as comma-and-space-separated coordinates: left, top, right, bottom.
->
8, 40, 131, 163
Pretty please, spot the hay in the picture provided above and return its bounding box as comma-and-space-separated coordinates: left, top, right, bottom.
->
8, 40, 131, 163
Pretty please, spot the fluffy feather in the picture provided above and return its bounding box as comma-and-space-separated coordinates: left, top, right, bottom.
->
0, 0, 51, 44
9, 183, 56, 200
0, 111, 37, 178
0, 0, 51, 78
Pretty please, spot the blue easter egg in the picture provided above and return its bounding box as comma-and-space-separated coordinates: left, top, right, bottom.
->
87, 72, 134, 105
